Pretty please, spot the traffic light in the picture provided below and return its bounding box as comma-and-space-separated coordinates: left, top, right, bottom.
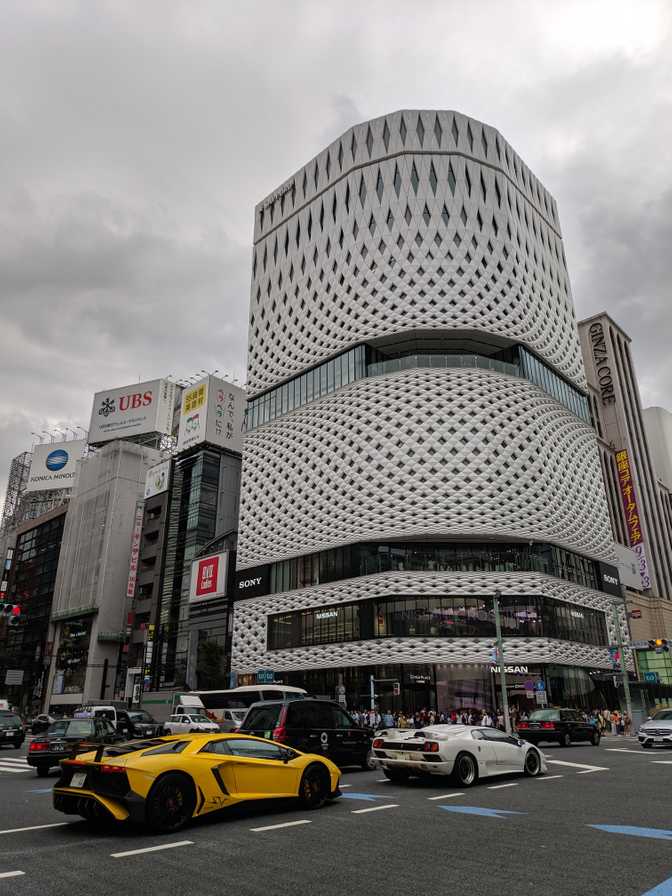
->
649, 639, 669, 653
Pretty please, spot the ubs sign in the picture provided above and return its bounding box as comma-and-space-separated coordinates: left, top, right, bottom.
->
588, 322, 617, 406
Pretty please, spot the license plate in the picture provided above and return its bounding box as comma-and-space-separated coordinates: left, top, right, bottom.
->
5, 731, 14, 737
52, 744, 65, 752
655, 738, 665, 744
70, 772, 87, 788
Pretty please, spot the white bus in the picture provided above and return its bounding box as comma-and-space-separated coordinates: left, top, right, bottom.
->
194, 685, 307, 724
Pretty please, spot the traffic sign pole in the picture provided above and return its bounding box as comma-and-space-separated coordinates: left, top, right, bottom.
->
493, 590, 511, 734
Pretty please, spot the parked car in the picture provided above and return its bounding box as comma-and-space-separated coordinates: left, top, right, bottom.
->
517, 708, 600, 746
31, 714, 55, 735
373, 724, 547, 785
27, 717, 126, 776
74, 704, 136, 737
638, 709, 672, 749
0, 712, 25, 748
53, 732, 341, 832
163, 714, 220, 734
239, 699, 372, 770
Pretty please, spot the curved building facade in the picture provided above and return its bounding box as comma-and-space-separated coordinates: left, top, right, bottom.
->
234, 110, 625, 712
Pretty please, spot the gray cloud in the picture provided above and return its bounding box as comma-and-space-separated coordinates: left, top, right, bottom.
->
1, 0, 671, 506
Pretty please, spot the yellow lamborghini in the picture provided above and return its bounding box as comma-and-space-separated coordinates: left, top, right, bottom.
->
53, 732, 341, 833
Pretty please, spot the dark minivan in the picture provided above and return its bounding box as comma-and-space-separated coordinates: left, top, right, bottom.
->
240, 699, 372, 770
517, 708, 600, 747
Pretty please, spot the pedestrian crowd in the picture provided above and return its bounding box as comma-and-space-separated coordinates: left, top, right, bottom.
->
349, 706, 632, 734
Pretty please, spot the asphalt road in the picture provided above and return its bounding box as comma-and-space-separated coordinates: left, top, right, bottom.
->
1, 737, 671, 896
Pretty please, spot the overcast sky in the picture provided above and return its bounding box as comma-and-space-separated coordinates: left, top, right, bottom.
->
1, 0, 671, 506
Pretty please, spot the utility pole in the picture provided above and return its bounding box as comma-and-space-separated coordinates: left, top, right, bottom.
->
612, 590, 633, 724
493, 590, 511, 734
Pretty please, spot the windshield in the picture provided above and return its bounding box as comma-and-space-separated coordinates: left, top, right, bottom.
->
48, 720, 93, 737
129, 711, 153, 722
243, 705, 282, 730
652, 710, 672, 721
189, 716, 211, 723
528, 710, 560, 721
0, 715, 21, 728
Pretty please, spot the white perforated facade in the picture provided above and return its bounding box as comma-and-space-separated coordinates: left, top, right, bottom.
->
234, 111, 623, 707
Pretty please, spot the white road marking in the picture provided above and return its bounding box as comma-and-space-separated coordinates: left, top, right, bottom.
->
376, 778, 389, 783
0, 757, 30, 764
0, 765, 31, 773
250, 820, 312, 833
340, 784, 352, 788
351, 804, 399, 814
427, 792, 465, 800
536, 775, 564, 781
488, 783, 519, 790
0, 871, 25, 879
605, 749, 648, 755
545, 759, 609, 774
651, 761, 672, 765
111, 840, 193, 858
0, 822, 70, 835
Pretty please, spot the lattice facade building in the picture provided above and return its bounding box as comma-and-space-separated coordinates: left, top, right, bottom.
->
233, 111, 625, 712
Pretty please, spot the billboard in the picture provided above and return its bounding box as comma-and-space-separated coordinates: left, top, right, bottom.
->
177, 376, 246, 454
144, 459, 171, 499
88, 378, 176, 446
189, 552, 229, 604
26, 440, 86, 492
615, 448, 652, 590
613, 543, 642, 592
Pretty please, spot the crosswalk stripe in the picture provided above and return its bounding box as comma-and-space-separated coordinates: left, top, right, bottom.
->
0, 765, 31, 773
0, 758, 30, 764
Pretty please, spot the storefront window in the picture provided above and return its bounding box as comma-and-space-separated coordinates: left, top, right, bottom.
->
267, 594, 608, 651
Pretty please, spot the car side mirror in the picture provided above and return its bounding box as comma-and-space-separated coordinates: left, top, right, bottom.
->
280, 748, 293, 764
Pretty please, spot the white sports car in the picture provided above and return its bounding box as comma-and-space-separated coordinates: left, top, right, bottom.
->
372, 725, 547, 786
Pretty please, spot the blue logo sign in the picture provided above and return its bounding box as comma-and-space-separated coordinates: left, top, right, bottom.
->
45, 449, 69, 472
256, 669, 275, 684
534, 681, 546, 692
644, 671, 660, 684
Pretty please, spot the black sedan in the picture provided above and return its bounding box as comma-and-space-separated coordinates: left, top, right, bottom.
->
27, 717, 126, 776
517, 708, 600, 747
0, 712, 25, 748
128, 709, 163, 738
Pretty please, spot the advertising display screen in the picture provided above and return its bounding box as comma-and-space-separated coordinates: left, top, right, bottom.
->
88, 378, 176, 445
26, 440, 86, 492
177, 376, 246, 453
144, 459, 171, 499
189, 552, 229, 604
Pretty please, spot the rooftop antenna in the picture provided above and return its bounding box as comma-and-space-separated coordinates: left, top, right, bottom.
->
41, 430, 53, 443
31, 432, 43, 444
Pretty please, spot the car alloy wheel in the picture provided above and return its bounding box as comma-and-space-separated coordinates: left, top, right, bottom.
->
298, 764, 330, 809
524, 749, 541, 777
363, 749, 377, 771
591, 731, 600, 746
560, 732, 571, 747
453, 752, 478, 787
146, 774, 195, 833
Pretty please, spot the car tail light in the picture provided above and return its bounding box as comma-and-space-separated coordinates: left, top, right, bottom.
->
272, 726, 287, 742
541, 722, 556, 730
372, 738, 384, 749
517, 722, 529, 729
423, 741, 440, 753
29, 741, 48, 752
99, 765, 124, 774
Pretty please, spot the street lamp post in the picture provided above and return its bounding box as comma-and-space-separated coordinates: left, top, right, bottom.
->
493, 589, 511, 734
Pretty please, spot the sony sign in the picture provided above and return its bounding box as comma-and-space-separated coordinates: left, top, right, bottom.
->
234, 565, 270, 600
588, 322, 617, 406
